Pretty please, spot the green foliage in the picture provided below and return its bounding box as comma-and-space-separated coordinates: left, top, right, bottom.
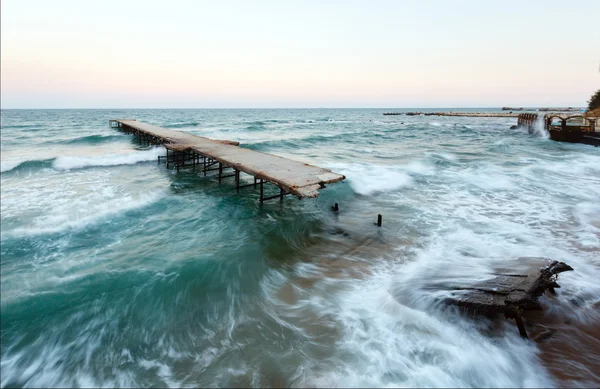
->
588, 89, 600, 111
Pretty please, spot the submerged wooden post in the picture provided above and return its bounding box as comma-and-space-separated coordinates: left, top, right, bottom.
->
514, 313, 528, 339
377, 214, 382, 227
235, 170, 240, 192
218, 163, 222, 183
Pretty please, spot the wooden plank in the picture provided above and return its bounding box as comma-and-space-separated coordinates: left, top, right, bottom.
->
113, 119, 346, 199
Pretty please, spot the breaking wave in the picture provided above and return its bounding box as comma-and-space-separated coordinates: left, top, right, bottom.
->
65, 134, 126, 145
164, 122, 200, 128
53, 148, 164, 170
1, 159, 53, 174
3, 191, 164, 238
2, 149, 165, 174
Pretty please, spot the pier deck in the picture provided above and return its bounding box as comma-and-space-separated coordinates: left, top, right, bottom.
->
109, 119, 345, 200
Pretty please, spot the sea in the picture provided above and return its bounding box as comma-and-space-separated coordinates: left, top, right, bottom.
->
1, 109, 599, 388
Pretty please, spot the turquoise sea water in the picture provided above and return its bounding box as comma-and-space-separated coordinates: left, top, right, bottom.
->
1, 109, 599, 387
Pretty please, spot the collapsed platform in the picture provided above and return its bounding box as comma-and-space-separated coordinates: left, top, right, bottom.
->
109, 119, 345, 201
444, 257, 573, 338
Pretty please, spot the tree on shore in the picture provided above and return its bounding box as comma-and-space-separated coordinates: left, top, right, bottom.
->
588, 89, 600, 111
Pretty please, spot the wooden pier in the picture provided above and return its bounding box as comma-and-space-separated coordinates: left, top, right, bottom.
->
109, 119, 345, 202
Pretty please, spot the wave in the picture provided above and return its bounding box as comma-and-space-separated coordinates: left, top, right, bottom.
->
4, 191, 164, 238
65, 134, 126, 145
53, 148, 164, 170
1, 159, 54, 174
164, 122, 200, 128
263, 119, 289, 124
0, 124, 40, 130
327, 162, 424, 196
2, 149, 165, 174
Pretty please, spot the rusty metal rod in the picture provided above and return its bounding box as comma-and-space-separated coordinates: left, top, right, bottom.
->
262, 192, 290, 202
237, 182, 258, 190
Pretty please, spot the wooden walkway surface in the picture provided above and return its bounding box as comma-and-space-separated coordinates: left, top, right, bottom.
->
443, 257, 573, 338
110, 119, 345, 199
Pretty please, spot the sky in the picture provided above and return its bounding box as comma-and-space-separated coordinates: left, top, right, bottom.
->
1, 0, 599, 109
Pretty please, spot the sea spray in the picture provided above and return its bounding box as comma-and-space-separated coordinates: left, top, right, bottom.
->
532, 114, 550, 139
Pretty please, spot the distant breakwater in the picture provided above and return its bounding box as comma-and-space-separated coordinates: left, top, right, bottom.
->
383, 112, 520, 117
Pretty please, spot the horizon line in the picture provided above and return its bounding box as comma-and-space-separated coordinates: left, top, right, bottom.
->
0, 106, 586, 110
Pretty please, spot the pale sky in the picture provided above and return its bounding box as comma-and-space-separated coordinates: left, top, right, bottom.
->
1, 0, 599, 108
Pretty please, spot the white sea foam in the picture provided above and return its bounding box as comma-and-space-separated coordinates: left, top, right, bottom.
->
53, 148, 164, 170
532, 115, 550, 139
261, 259, 554, 388
1, 165, 166, 239
5, 191, 163, 238
328, 162, 417, 195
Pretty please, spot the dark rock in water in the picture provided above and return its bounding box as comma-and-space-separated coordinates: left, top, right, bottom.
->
510, 125, 519, 130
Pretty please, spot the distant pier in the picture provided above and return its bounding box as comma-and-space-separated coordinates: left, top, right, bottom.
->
384, 112, 521, 117
516, 112, 600, 146
109, 119, 345, 202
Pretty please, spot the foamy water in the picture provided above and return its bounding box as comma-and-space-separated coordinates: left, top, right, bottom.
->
1, 109, 598, 388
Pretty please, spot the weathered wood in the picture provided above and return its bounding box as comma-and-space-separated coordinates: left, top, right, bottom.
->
112, 119, 345, 199
444, 258, 573, 337
445, 258, 573, 315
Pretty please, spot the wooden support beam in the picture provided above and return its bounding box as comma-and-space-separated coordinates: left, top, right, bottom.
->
260, 179, 264, 203
514, 314, 529, 339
